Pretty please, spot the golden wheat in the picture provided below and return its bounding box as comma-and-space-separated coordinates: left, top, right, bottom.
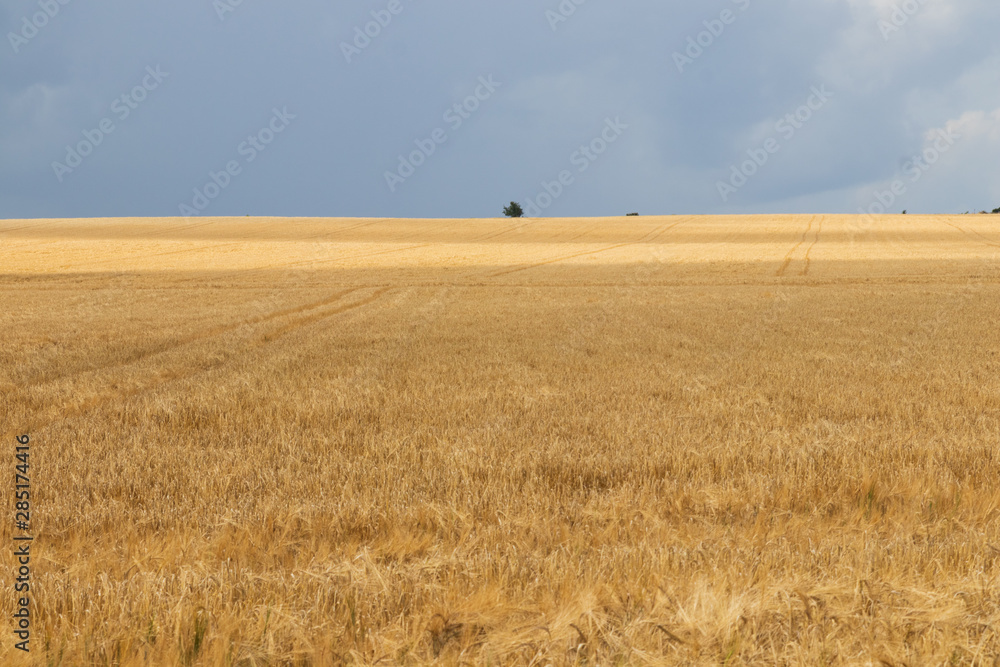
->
2, 215, 1000, 665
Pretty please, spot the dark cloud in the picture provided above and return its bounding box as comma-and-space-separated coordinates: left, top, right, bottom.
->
1, 0, 998, 219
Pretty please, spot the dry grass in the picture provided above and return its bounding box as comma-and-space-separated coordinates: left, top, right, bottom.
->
2, 214, 1000, 665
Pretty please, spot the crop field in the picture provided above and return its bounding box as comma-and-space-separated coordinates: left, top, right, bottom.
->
2, 214, 1000, 665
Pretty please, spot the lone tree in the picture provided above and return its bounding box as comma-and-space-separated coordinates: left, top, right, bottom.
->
503, 202, 523, 218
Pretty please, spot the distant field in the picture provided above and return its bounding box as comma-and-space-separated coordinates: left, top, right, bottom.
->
2, 215, 1000, 665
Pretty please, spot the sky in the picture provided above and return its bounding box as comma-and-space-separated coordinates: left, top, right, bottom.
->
1, 0, 999, 219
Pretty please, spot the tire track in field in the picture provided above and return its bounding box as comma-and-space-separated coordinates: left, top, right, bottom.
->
800, 216, 823, 276
472, 220, 531, 242
261, 287, 389, 340
434, 221, 533, 284
296, 217, 395, 244
250, 242, 437, 274
24, 287, 365, 388
256, 219, 455, 274
3, 221, 250, 272
557, 220, 605, 244
776, 216, 816, 277
485, 218, 690, 278
16, 288, 392, 434
76, 239, 254, 268
939, 218, 1000, 249
141, 218, 221, 238
164, 241, 436, 287
51, 219, 395, 271
166, 221, 456, 282
0, 219, 65, 235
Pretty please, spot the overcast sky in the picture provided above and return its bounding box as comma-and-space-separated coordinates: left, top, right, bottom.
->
2, 0, 998, 219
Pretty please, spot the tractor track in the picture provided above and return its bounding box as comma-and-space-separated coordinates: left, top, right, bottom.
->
485, 218, 690, 278
939, 218, 1000, 250
800, 216, 823, 276
20, 287, 380, 389
10, 287, 392, 436
776, 215, 817, 277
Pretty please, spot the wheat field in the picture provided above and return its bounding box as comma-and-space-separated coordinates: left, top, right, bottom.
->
2, 214, 1000, 665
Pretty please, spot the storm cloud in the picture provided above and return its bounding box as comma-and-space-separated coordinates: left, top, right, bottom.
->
2, 0, 998, 218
